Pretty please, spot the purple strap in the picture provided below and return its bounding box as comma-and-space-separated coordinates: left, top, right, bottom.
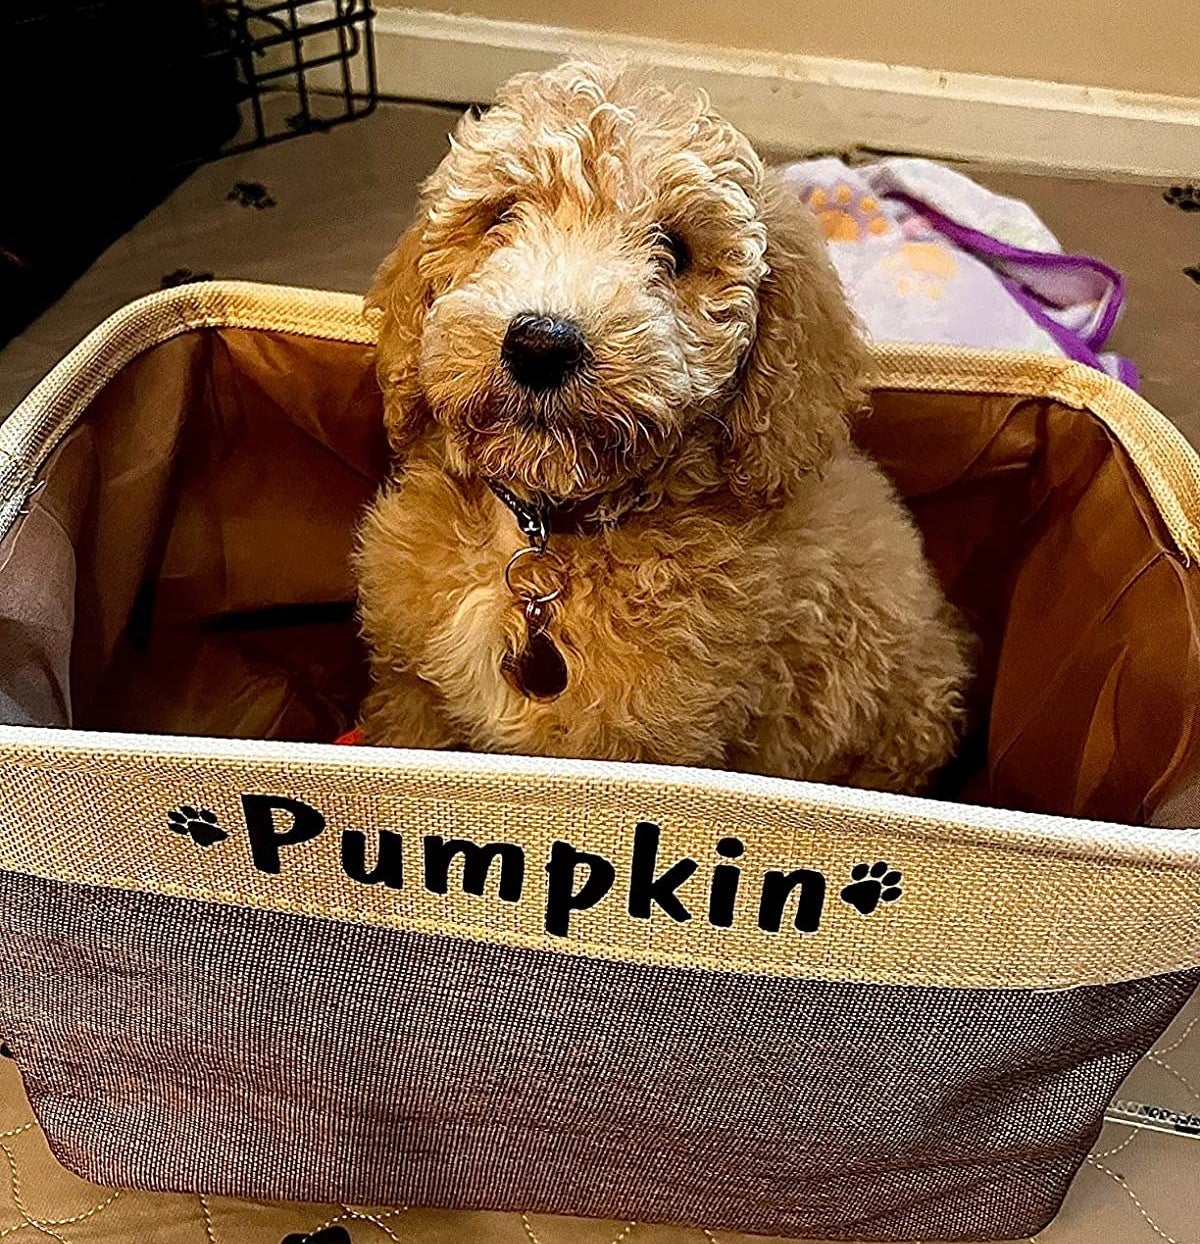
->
889, 192, 1130, 374
995, 275, 1108, 371
1116, 356, 1141, 391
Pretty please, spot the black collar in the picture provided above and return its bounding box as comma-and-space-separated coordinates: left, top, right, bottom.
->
485, 479, 642, 546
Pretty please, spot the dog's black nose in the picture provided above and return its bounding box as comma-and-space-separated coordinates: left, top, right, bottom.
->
502, 313, 586, 392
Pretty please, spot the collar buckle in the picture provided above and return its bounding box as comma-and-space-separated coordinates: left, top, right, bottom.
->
487, 480, 550, 551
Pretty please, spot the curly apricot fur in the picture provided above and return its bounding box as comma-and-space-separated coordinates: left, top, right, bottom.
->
356, 60, 970, 792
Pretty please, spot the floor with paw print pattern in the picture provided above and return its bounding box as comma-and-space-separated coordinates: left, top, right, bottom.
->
0, 97, 1197, 1243
2, 100, 1199, 439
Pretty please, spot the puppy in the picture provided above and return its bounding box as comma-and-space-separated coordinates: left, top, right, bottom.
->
355, 60, 970, 793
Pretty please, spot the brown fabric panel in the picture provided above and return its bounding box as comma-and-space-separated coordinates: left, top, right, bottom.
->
856, 392, 1200, 823
0, 428, 99, 727
0, 517, 75, 729
0, 870, 1194, 1240
0, 327, 384, 740
149, 328, 386, 626
0, 333, 215, 726
64, 335, 214, 718
83, 328, 385, 741
3, 326, 1200, 823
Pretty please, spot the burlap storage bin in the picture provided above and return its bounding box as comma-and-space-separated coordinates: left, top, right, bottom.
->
1, 282, 1199, 1243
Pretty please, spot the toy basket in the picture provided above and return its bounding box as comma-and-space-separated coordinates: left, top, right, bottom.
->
1, 282, 1199, 1243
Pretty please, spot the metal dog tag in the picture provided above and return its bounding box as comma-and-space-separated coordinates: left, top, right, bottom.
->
502, 597, 568, 700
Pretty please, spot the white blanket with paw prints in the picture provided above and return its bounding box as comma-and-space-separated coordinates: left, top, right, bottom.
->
781, 157, 1136, 389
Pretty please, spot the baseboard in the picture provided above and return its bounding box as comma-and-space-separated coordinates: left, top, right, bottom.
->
368, 7, 1200, 179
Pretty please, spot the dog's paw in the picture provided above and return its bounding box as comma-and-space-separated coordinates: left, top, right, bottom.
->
840, 861, 903, 915
166, 805, 227, 848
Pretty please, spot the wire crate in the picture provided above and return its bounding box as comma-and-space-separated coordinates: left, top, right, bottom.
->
208, 0, 378, 154
0, 0, 378, 347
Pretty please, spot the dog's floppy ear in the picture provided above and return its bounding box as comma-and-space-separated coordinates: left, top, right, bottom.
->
365, 215, 433, 459
723, 174, 867, 506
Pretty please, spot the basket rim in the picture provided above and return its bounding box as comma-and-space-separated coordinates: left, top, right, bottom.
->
5, 721, 1199, 863
2, 723, 1200, 990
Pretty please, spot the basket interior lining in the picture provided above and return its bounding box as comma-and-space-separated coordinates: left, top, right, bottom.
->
2, 325, 1198, 827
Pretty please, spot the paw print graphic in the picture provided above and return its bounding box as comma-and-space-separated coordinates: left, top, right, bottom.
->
881, 241, 958, 301
166, 806, 227, 848
226, 181, 277, 210
285, 110, 333, 134
1164, 185, 1200, 213
805, 184, 892, 243
840, 861, 903, 915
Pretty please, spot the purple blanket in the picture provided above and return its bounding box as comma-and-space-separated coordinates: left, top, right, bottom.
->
782, 157, 1136, 389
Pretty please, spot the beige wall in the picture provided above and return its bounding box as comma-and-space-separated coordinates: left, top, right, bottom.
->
384, 0, 1200, 97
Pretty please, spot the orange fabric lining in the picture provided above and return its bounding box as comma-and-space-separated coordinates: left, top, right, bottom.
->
4, 326, 1200, 825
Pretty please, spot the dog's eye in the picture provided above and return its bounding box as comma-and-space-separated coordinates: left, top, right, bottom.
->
656, 228, 691, 277
484, 201, 517, 233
